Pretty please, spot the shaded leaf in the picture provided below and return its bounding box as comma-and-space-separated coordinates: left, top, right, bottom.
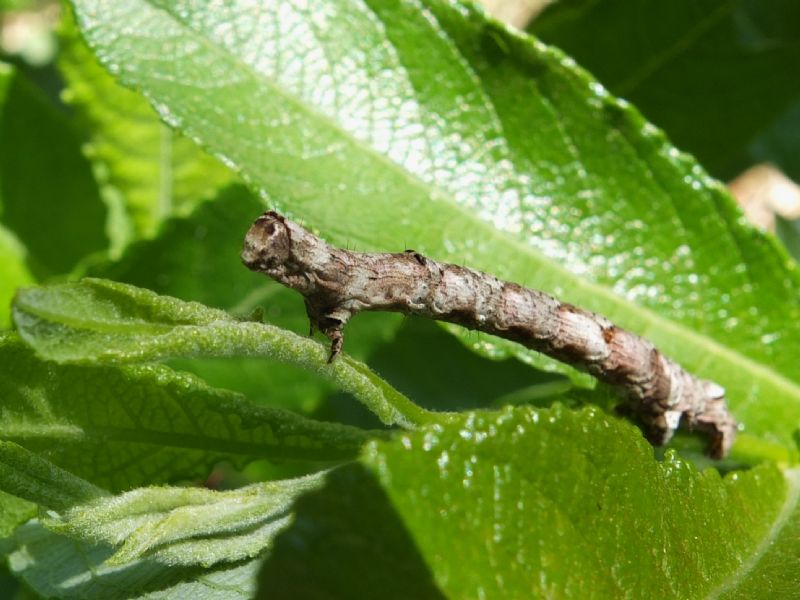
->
257, 463, 446, 600
0, 61, 107, 277
69, 0, 800, 458
0, 332, 373, 490
59, 9, 233, 245
0, 441, 105, 511
0, 490, 35, 540
363, 316, 568, 414
530, 0, 800, 179
750, 99, 800, 183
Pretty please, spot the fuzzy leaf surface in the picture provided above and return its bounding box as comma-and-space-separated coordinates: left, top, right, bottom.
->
12, 279, 431, 429
0, 333, 371, 490
44, 472, 326, 568
6, 521, 262, 599
0, 441, 105, 511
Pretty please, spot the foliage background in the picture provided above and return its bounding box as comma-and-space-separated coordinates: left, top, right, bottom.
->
1, 0, 800, 598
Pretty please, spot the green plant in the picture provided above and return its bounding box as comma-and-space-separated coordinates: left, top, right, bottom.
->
1, 0, 799, 597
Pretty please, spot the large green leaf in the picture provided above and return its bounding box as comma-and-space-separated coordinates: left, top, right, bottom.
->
12, 278, 433, 429
0, 332, 371, 490
529, 0, 800, 179
260, 405, 799, 598
59, 10, 234, 246
68, 0, 800, 459
0, 62, 107, 277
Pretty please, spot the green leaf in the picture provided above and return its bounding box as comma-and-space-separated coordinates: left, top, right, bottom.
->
0, 447, 324, 594
0, 223, 34, 329
257, 463, 447, 600
68, 0, 800, 458
0, 441, 105, 511
45, 471, 326, 568
715, 473, 800, 598
58, 9, 234, 245
92, 183, 404, 414
0, 445, 322, 587
0, 62, 107, 277
529, 0, 800, 178
0, 491, 36, 540
0, 332, 372, 490
7, 520, 263, 599
12, 278, 433, 429
260, 405, 799, 598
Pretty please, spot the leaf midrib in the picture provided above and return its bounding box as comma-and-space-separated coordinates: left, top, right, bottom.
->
4, 424, 365, 459
112, 2, 800, 421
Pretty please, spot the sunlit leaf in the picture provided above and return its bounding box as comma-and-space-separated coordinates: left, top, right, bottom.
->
262, 405, 799, 598
69, 0, 800, 457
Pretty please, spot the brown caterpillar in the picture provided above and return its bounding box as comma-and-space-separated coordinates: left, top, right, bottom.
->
242, 211, 736, 458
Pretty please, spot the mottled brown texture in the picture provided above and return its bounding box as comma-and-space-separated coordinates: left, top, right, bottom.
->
242, 211, 737, 457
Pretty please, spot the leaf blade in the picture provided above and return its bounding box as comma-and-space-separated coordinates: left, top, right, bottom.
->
59, 9, 234, 245
12, 279, 433, 429
6, 520, 263, 599
46, 472, 327, 567
529, 0, 800, 178
0, 62, 108, 277
258, 404, 799, 598
0, 441, 105, 511
68, 0, 800, 456
0, 332, 374, 489
0, 223, 34, 329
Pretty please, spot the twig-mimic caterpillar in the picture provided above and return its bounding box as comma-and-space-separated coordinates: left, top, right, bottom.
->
242, 211, 736, 457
